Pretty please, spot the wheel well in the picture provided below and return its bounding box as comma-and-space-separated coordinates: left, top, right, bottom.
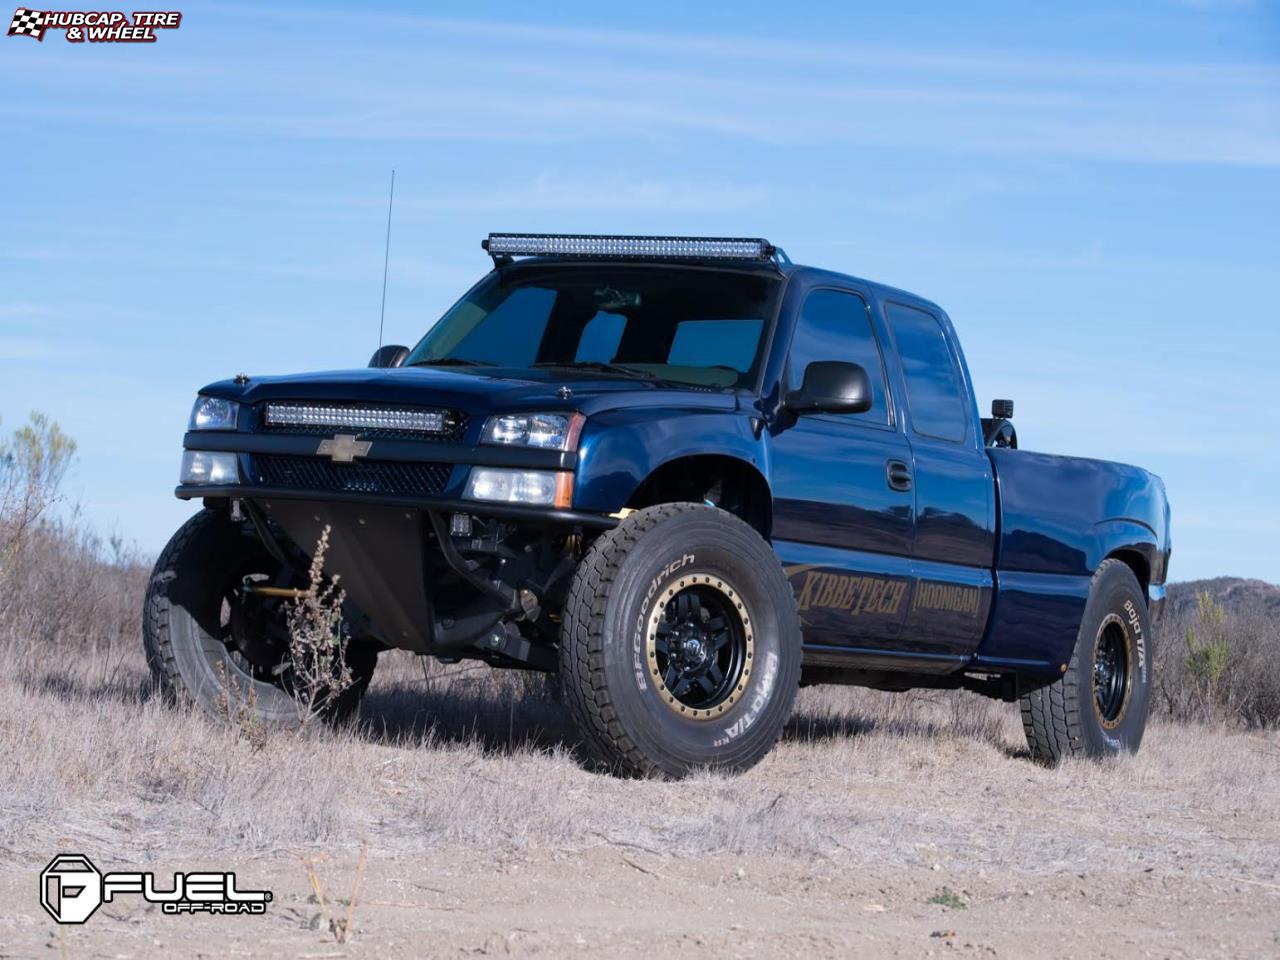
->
625, 455, 772, 538
1107, 549, 1151, 598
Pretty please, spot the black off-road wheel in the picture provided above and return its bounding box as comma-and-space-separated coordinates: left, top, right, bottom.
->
143, 508, 376, 726
1020, 558, 1153, 764
559, 503, 802, 778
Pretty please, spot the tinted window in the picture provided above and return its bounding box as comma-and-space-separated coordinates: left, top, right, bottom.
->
669, 319, 762, 371
406, 267, 779, 389
436, 286, 553, 368
886, 303, 967, 442
788, 290, 888, 424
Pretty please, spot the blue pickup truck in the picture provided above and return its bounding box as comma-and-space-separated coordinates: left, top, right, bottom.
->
146, 233, 1171, 777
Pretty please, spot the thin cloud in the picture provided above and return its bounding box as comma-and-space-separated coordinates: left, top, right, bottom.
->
0, 336, 65, 362
214, 5, 1279, 86
5, 9, 1275, 166
373, 175, 768, 217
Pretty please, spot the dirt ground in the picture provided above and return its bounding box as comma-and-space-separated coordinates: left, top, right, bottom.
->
1, 658, 1278, 958
4, 845, 1278, 959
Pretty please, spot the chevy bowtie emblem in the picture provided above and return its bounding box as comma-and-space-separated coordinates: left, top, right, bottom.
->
316, 433, 372, 463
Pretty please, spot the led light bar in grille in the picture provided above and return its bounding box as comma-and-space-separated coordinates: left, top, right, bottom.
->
483, 233, 775, 261
264, 403, 448, 434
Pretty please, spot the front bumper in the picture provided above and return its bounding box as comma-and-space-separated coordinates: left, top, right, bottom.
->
177, 426, 619, 653
177, 483, 613, 656
177, 429, 615, 529
176, 482, 616, 529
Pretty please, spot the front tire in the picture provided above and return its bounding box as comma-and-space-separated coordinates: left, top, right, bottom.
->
143, 509, 376, 726
1020, 558, 1153, 764
559, 503, 801, 778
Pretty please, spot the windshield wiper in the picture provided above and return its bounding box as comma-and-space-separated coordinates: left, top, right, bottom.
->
407, 357, 497, 367
532, 361, 655, 380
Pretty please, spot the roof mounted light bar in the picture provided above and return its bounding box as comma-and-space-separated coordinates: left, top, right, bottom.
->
482, 233, 777, 264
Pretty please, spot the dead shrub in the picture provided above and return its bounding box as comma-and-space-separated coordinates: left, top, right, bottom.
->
0, 411, 76, 586
0, 412, 147, 695
284, 525, 357, 724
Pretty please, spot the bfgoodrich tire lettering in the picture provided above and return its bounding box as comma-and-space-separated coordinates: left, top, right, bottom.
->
1020, 558, 1152, 764
559, 503, 801, 778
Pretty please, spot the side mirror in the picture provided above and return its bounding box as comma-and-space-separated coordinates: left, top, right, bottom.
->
369, 344, 409, 369
991, 398, 1014, 419
785, 361, 872, 415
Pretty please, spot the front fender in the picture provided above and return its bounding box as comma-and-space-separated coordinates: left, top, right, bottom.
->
573, 408, 768, 512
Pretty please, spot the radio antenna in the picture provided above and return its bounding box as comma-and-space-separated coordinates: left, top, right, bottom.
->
377, 168, 396, 350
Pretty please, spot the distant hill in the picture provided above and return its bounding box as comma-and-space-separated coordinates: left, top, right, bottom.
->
1166, 577, 1280, 620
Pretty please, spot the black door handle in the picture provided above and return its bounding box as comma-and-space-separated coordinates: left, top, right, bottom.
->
886, 459, 912, 492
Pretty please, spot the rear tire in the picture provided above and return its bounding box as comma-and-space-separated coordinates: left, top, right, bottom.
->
1020, 558, 1152, 764
559, 503, 801, 778
143, 509, 376, 726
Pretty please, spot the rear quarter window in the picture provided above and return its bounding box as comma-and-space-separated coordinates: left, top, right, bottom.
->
886, 303, 968, 443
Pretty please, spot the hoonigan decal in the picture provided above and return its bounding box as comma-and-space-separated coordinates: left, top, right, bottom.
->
911, 581, 982, 617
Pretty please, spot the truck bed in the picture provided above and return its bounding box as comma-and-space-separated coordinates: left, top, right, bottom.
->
978, 447, 1170, 672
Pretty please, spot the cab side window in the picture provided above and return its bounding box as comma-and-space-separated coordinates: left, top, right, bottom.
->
885, 303, 968, 443
788, 289, 889, 424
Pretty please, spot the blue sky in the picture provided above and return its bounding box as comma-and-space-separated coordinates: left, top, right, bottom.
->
1, 1, 1277, 582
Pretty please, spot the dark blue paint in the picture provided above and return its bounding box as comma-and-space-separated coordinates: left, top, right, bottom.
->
990, 447, 1170, 579
183, 256, 1170, 682
573, 402, 760, 511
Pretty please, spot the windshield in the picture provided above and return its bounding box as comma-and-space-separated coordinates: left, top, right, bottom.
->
405, 266, 780, 389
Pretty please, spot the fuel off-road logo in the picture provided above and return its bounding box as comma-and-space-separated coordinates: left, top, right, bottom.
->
8, 8, 182, 42
40, 854, 271, 924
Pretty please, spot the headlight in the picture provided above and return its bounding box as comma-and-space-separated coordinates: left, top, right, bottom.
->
180, 450, 239, 485
481, 412, 581, 450
465, 468, 572, 507
188, 396, 240, 431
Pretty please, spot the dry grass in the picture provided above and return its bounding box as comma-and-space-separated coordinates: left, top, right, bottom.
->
0, 519, 1275, 885
4, 650, 1277, 957
2, 536, 1278, 958
1, 415, 1277, 957
3, 644, 1277, 891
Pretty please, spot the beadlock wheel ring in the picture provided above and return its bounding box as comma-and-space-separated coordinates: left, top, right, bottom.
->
1092, 612, 1134, 731
645, 572, 754, 721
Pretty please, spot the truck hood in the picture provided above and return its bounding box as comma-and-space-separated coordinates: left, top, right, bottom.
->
200, 366, 742, 417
